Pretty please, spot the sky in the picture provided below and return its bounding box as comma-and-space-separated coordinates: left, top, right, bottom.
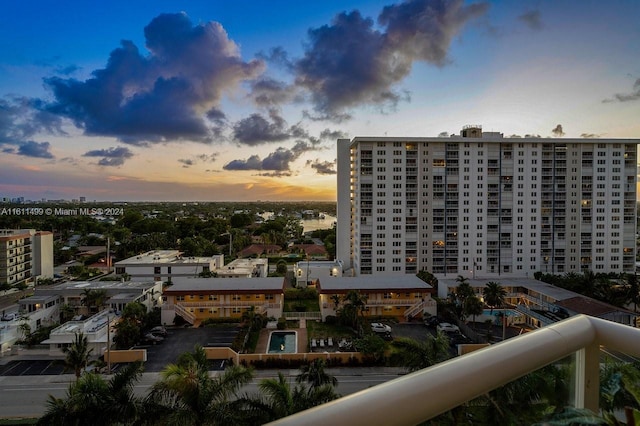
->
0, 0, 639, 202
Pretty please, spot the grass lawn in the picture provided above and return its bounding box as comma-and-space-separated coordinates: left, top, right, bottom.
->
306, 320, 356, 340
283, 298, 320, 312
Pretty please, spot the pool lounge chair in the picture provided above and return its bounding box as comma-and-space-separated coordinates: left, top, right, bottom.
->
311, 339, 317, 349
319, 338, 325, 348
328, 337, 334, 347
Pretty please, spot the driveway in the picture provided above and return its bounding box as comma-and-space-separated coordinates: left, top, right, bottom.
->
142, 325, 240, 372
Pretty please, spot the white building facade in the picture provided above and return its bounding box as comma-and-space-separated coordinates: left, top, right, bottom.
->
114, 250, 224, 282
337, 126, 638, 279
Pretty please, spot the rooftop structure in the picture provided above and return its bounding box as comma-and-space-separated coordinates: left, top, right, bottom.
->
217, 258, 268, 278
114, 250, 224, 281
293, 259, 343, 287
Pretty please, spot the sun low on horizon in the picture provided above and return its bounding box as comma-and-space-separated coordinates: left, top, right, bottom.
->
0, 0, 638, 202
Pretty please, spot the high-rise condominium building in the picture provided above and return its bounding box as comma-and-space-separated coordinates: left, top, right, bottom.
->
337, 126, 638, 278
0, 229, 53, 287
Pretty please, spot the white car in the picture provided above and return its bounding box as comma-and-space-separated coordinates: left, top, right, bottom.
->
437, 323, 460, 333
1, 313, 16, 321
371, 322, 392, 334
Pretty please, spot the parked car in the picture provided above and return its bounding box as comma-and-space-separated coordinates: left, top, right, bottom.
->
424, 316, 441, 327
437, 322, 460, 333
1, 313, 16, 321
371, 322, 392, 334
148, 326, 168, 337
141, 333, 164, 345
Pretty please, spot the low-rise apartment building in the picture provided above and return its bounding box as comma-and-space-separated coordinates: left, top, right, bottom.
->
161, 277, 284, 326
317, 275, 436, 321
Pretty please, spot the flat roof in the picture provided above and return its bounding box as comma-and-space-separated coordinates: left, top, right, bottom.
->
349, 136, 640, 146
115, 250, 217, 265
43, 280, 157, 292
18, 294, 59, 304
439, 277, 577, 301
165, 277, 284, 293
317, 275, 432, 292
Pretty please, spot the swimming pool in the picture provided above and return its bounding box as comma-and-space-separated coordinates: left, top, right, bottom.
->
482, 309, 519, 317
267, 331, 298, 354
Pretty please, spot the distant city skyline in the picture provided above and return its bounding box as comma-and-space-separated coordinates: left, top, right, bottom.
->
1, 1, 639, 201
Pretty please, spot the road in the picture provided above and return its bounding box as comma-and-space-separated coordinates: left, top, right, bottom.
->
0, 369, 406, 418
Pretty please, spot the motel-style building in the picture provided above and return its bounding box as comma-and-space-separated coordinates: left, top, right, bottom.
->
161, 277, 285, 326
317, 275, 437, 321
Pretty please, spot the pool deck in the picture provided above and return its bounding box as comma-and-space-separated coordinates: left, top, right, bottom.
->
256, 327, 308, 354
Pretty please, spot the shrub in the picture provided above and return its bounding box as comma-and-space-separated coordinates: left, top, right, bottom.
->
324, 315, 338, 325
276, 317, 286, 330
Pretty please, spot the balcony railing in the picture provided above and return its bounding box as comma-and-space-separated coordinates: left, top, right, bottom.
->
268, 315, 640, 426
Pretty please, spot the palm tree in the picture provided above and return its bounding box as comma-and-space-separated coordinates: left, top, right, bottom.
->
392, 332, 451, 372
257, 372, 340, 422
60, 304, 76, 323
62, 332, 94, 379
625, 273, 640, 312
464, 295, 484, 326
144, 345, 254, 425
38, 361, 144, 426
339, 290, 368, 331
296, 359, 338, 388
454, 275, 475, 320
483, 282, 506, 316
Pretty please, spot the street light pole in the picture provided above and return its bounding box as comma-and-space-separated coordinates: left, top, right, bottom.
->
107, 312, 111, 374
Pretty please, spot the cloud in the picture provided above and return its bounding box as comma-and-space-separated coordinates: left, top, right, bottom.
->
83, 146, 134, 166
581, 133, 601, 138
438, 131, 449, 137
319, 128, 348, 140
178, 153, 218, 168
17, 141, 54, 158
43, 12, 264, 144
0, 97, 64, 154
249, 77, 299, 107
294, 0, 488, 120
551, 124, 564, 137
232, 110, 291, 145
223, 145, 309, 175
307, 159, 337, 175
602, 78, 640, 103
518, 10, 542, 31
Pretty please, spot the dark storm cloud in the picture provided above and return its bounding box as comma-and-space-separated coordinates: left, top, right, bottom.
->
294, 0, 488, 120
17, 141, 54, 159
43, 12, 264, 144
603, 78, 640, 103
551, 124, 564, 137
83, 146, 134, 167
306, 159, 337, 175
518, 10, 542, 31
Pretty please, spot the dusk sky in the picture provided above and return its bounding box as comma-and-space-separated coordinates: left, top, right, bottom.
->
1, 0, 639, 202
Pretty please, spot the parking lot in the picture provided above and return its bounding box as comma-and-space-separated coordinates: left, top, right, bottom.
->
137, 325, 240, 372
0, 325, 241, 376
